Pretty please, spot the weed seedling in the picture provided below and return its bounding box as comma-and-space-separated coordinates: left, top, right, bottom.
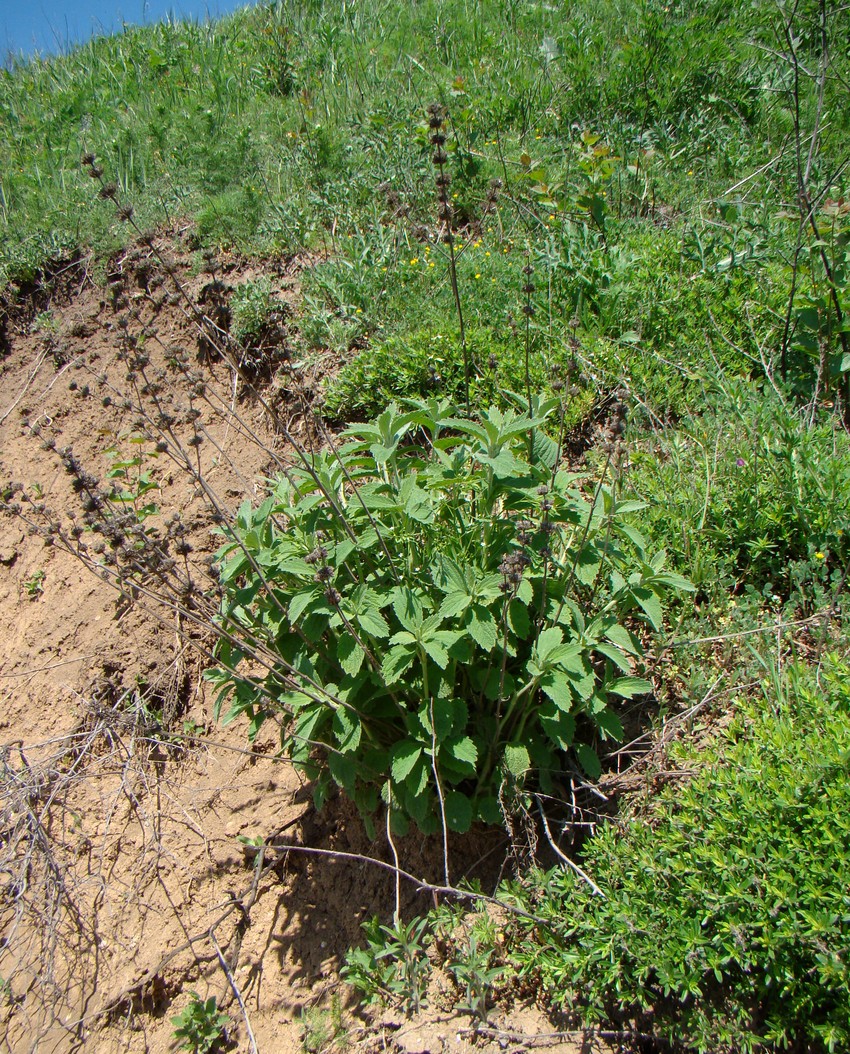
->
24, 570, 45, 599
171, 992, 231, 1054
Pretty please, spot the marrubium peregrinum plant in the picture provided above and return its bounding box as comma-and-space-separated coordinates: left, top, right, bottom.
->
206, 401, 691, 835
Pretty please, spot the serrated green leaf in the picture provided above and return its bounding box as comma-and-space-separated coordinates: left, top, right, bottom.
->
356, 608, 391, 638
391, 742, 422, 783
539, 702, 576, 750
540, 671, 574, 711
392, 586, 424, 631
653, 571, 696, 592
509, 599, 532, 639
444, 791, 473, 833
382, 644, 416, 684
594, 641, 632, 673
289, 588, 319, 624
328, 750, 357, 790
632, 587, 664, 630
337, 634, 365, 677
609, 676, 653, 699
604, 623, 642, 656
535, 626, 564, 661
422, 639, 450, 668
575, 743, 602, 779
595, 708, 624, 740
504, 743, 530, 776
446, 735, 478, 768
575, 545, 602, 586
332, 708, 362, 753
438, 591, 471, 620
467, 606, 497, 651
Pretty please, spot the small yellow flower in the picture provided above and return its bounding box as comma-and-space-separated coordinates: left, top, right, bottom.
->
485, 250, 491, 256
815, 551, 825, 559
428, 262, 435, 268
409, 257, 419, 265
475, 273, 482, 279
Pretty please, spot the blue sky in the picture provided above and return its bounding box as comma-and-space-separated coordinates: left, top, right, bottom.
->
0, 0, 251, 60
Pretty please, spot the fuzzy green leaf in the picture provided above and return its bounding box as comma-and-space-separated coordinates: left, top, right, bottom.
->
328, 750, 357, 790
337, 635, 365, 677
575, 743, 602, 780
595, 708, 624, 740
445, 735, 478, 769
332, 708, 362, 754
535, 626, 564, 662
631, 586, 664, 631
539, 703, 576, 750
438, 591, 471, 620
540, 671, 574, 711
509, 599, 532, 639
391, 742, 423, 784
609, 676, 653, 699
382, 644, 416, 684
504, 743, 531, 776
467, 606, 497, 651
444, 791, 473, 833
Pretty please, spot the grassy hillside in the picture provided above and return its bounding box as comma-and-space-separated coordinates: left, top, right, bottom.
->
1, 0, 849, 1050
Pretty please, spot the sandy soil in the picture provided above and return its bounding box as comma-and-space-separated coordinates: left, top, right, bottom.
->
0, 237, 616, 1054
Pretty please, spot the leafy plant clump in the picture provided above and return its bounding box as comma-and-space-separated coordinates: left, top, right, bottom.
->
207, 400, 689, 834
321, 325, 592, 426
171, 992, 230, 1054
510, 660, 850, 1053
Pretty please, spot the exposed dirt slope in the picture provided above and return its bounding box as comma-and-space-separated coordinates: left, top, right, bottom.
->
0, 239, 610, 1054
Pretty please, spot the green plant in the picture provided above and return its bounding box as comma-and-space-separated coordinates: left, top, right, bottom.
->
507, 658, 850, 1053
230, 277, 276, 342
105, 434, 160, 522
23, 569, 45, 599
626, 374, 850, 600
341, 915, 432, 1015
171, 992, 231, 1054
448, 933, 501, 1022
322, 325, 591, 425
299, 993, 345, 1054
207, 400, 688, 833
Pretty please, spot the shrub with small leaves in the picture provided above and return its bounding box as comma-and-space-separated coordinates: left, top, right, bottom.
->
206, 400, 689, 834
508, 659, 850, 1053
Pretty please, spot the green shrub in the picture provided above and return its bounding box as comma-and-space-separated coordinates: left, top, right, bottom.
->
322, 325, 593, 425
230, 277, 276, 343
206, 401, 687, 834
510, 659, 850, 1053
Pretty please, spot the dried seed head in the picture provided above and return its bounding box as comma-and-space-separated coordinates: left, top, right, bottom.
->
116, 204, 134, 222
98, 182, 119, 200
432, 149, 448, 166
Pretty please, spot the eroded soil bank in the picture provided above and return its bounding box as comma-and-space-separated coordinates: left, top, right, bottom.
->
0, 245, 621, 1054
